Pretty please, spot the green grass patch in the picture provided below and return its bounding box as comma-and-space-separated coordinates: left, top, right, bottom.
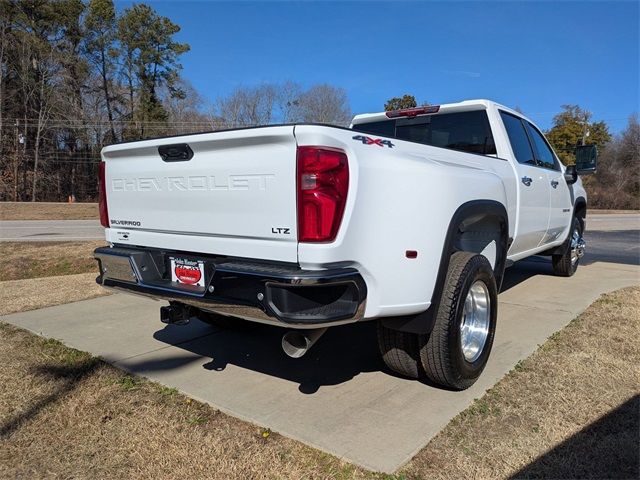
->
155, 385, 178, 396
118, 375, 141, 391
186, 415, 208, 426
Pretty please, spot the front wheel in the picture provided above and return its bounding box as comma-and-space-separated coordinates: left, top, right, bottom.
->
419, 252, 498, 390
552, 217, 585, 277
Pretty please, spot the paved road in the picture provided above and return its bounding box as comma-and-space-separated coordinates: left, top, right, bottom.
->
580, 213, 639, 266
2, 214, 638, 473
587, 213, 640, 231
0, 213, 638, 249
0, 220, 103, 241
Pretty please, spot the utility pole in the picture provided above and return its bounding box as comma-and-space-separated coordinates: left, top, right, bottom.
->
581, 112, 590, 146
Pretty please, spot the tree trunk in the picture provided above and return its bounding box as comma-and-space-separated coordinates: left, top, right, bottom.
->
32, 76, 47, 202
0, 20, 6, 147
21, 112, 27, 201
32, 126, 41, 201
12, 121, 18, 201
100, 47, 117, 143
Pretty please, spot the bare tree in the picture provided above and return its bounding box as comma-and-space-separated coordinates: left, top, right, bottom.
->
0, 4, 9, 148
296, 84, 351, 125
276, 80, 303, 123
160, 78, 211, 134
31, 51, 57, 201
214, 81, 353, 127
587, 114, 640, 209
216, 84, 278, 127
14, 38, 35, 201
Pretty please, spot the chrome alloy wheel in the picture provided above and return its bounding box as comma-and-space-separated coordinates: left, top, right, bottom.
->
460, 280, 491, 363
570, 227, 586, 266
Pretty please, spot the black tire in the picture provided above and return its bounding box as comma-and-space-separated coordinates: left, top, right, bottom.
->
377, 322, 421, 379
419, 252, 498, 390
552, 217, 583, 277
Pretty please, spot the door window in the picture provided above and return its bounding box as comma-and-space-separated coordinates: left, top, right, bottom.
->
525, 122, 560, 170
499, 111, 536, 166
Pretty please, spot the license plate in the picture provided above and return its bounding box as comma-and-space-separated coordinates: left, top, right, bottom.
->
170, 257, 205, 287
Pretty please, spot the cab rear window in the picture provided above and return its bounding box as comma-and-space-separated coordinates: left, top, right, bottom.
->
352, 110, 497, 156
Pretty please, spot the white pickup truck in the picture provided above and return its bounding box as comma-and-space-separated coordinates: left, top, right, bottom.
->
94, 99, 596, 390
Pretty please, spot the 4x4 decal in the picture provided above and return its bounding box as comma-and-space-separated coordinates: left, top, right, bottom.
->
352, 135, 394, 148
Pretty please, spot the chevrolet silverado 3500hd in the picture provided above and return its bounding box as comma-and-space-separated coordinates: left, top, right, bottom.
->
94, 99, 597, 390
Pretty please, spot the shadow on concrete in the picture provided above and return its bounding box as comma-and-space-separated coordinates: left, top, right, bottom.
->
117, 350, 206, 375
143, 319, 387, 394
0, 360, 100, 439
501, 257, 555, 293
124, 318, 454, 394
511, 395, 640, 479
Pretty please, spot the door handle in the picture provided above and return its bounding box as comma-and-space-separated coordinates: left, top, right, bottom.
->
550, 180, 559, 189
521, 176, 532, 187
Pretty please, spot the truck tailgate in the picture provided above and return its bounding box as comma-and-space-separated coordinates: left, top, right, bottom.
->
101, 126, 298, 262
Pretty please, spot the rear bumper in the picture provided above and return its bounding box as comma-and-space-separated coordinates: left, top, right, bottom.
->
94, 246, 367, 328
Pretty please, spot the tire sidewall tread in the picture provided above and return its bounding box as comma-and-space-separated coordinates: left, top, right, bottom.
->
420, 252, 498, 390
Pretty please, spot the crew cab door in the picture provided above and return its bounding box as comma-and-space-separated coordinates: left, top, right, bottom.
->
499, 111, 551, 254
523, 121, 573, 245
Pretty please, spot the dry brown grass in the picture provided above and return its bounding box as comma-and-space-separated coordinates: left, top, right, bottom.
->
0, 241, 105, 281
0, 202, 98, 220
403, 286, 640, 479
0, 273, 110, 316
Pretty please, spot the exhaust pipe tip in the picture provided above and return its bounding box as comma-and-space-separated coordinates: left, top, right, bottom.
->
281, 328, 327, 359
281, 331, 309, 358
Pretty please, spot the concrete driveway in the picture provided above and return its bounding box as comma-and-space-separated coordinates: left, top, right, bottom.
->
2, 215, 639, 473
0, 220, 103, 241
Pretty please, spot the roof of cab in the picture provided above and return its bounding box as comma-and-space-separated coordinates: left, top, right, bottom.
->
350, 99, 525, 125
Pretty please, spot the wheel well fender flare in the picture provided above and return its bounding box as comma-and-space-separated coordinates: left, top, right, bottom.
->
574, 196, 587, 222
382, 200, 509, 334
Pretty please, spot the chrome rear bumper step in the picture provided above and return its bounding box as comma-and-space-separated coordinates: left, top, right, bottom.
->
94, 246, 367, 328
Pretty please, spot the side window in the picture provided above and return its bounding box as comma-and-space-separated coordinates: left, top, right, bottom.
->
353, 111, 497, 156
499, 111, 536, 166
352, 119, 395, 137
525, 122, 559, 170
426, 110, 497, 155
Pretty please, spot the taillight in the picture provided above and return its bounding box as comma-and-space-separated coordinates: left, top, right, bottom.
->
98, 162, 109, 228
297, 146, 349, 243
385, 105, 440, 118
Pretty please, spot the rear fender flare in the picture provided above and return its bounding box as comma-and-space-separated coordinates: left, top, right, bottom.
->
381, 200, 509, 334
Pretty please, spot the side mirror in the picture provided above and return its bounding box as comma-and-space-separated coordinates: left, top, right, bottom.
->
564, 164, 578, 185
575, 144, 597, 175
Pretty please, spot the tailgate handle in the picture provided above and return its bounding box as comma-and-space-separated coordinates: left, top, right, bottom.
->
158, 143, 194, 162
